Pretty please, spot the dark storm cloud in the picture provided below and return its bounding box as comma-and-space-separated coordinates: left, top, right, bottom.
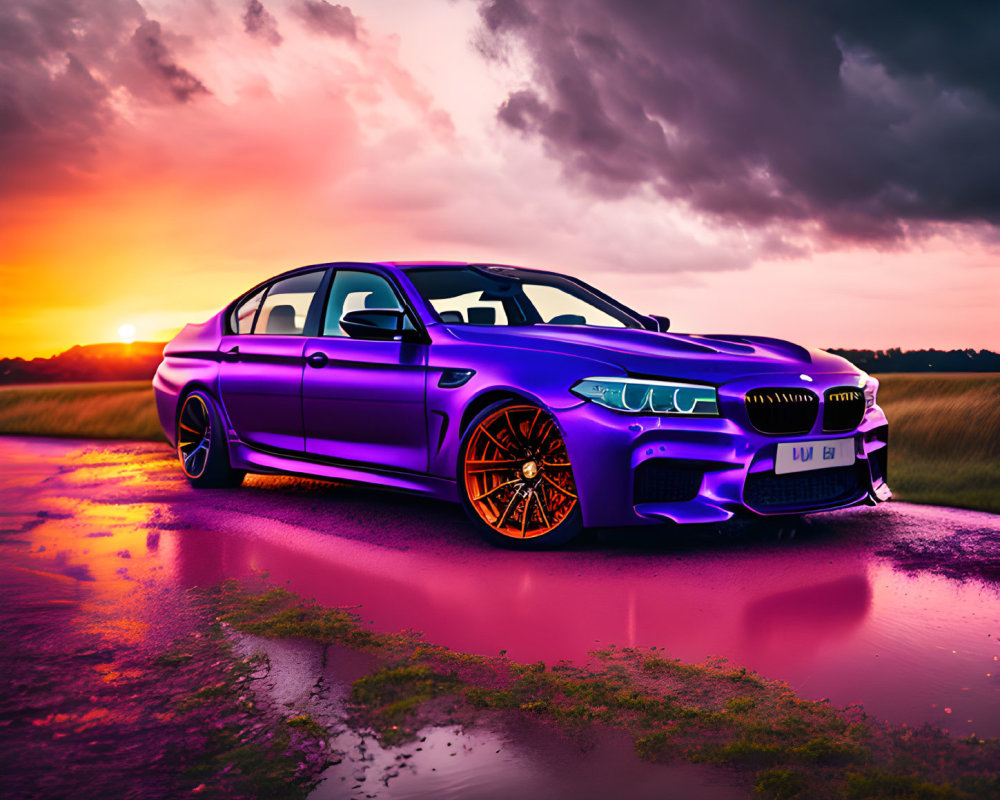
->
294, 0, 358, 40
479, 0, 1000, 244
0, 1, 211, 193
132, 20, 210, 102
243, 0, 282, 46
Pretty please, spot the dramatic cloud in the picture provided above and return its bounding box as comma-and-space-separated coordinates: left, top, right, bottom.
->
294, 0, 358, 40
0, 0, 211, 193
243, 0, 282, 46
478, 0, 1000, 245
131, 20, 210, 102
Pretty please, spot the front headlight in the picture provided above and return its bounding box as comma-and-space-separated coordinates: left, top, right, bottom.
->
862, 374, 879, 409
571, 377, 719, 415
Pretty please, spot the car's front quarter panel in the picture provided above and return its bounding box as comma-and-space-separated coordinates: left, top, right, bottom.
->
423, 331, 622, 483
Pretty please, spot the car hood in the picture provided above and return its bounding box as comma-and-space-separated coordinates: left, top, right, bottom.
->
443, 325, 859, 382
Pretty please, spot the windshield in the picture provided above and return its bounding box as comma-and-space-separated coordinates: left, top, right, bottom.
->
406, 266, 645, 329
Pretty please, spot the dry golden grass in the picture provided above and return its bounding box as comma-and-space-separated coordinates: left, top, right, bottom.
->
875, 374, 1000, 514
0, 381, 165, 441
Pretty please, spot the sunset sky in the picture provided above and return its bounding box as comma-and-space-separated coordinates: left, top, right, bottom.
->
2, 0, 999, 358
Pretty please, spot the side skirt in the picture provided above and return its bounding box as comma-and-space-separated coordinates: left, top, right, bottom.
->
229, 441, 460, 503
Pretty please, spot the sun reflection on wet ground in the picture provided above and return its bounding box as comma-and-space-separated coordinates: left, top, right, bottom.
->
1, 435, 999, 797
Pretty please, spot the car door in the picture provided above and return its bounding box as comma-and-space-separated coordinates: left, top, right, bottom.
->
218, 269, 328, 452
301, 268, 429, 473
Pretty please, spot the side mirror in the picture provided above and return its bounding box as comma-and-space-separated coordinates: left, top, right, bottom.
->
340, 308, 413, 341
648, 314, 671, 333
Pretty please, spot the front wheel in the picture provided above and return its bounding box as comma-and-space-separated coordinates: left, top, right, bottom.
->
459, 401, 582, 549
176, 390, 245, 489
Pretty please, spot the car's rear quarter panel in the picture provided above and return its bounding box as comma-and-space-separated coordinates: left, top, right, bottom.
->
152, 312, 226, 447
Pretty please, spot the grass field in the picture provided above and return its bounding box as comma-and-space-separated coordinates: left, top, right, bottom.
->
0, 381, 164, 441
0, 375, 996, 514
875, 374, 1000, 514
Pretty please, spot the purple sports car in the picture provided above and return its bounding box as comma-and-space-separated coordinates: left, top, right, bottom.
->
153, 261, 890, 548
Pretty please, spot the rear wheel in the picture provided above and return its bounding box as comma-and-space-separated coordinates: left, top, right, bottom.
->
176, 390, 245, 488
460, 401, 582, 549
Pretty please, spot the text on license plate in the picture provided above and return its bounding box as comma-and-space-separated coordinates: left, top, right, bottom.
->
774, 437, 855, 475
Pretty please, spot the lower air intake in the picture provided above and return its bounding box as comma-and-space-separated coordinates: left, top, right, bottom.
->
744, 466, 860, 512
633, 459, 705, 504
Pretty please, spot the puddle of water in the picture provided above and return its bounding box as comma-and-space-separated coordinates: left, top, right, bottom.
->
156, 509, 1000, 738
2, 436, 999, 743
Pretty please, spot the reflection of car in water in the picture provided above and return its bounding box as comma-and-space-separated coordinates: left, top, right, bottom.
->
153, 261, 890, 548
742, 575, 872, 659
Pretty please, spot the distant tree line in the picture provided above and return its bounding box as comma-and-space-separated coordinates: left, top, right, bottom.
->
1, 343, 997, 385
826, 348, 1000, 373
0, 343, 165, 385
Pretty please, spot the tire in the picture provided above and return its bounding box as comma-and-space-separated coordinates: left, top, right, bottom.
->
459, 400, 583, 549
176, 390, 245, 489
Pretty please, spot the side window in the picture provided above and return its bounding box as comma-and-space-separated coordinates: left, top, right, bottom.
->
522, 284, 626, 327
229, 287, 265, 334
426, 290, 508, 326
253, 271, 325, 336
323, 271, 405, 337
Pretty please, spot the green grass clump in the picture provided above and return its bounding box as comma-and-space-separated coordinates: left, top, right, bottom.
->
0, 381, 164, 440
286, 714, 330, 741
876, 373, 1000, 514
351, 665, 464, 745
841, 771, 961, 799
217, 585, 385, 649
754, 767, 807, 799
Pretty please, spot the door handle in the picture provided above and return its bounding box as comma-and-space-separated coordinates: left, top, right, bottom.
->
223, 346, 240, 362
305, 351, 329, 368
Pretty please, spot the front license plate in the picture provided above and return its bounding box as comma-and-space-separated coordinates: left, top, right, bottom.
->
775, 438, 855, 475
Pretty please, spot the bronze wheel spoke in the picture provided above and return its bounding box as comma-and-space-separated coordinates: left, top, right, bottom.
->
497, 493, 522, 530
542, 473, 577, 499
534, 487, 550, 530
466, 460, 523, 474
503, 410, 527, 449
480, 427, 517, 456
525, 408, 541, 441
473, 478, 520, 502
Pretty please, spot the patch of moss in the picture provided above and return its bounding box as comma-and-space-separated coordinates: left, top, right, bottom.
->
286, 714, 329, 741
842, 771, 961, 800
465, 687, 519, 709
350, 664, 463, 744
635, 728, 679, 761
754, 768, 806, 799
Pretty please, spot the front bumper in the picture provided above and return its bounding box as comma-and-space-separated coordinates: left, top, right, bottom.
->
560, 374, 890, 528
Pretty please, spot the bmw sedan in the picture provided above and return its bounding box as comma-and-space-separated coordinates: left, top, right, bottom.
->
153, 261, 890, 548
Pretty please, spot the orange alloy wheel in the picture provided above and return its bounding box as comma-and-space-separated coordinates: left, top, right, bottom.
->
463, 404, 578, 539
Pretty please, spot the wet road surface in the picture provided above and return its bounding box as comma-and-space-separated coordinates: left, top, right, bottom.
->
1, 435, 999, 795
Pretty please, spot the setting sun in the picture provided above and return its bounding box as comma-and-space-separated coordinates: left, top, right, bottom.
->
117, 324, 136, 344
